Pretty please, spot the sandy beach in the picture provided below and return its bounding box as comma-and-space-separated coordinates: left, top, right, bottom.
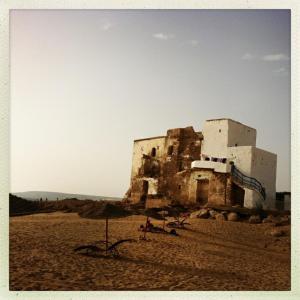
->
9, 212, 290, 291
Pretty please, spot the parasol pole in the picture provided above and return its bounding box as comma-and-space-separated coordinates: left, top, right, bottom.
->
162, 211, 165, 230
105, 217, 108, 255
143, 216, 149, 239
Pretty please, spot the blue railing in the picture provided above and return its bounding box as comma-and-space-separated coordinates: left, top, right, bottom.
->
231, 164, 266, 200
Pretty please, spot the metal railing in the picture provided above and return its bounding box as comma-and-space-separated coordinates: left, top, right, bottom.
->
231, 164, 266, 200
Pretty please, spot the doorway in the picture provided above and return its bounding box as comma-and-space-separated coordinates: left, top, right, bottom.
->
196, 179, 209, 205
140, 180, 149, 203
230, 182, 245, 206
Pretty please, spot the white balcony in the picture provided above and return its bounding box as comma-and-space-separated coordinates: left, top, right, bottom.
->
191, 160, 231, 173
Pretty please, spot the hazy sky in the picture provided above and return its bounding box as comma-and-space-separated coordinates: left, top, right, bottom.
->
10, 9, 290, 197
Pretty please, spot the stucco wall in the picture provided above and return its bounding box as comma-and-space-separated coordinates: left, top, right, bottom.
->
227, 146, 276, 209
130, 137, 166, 179
202, 119, 256, 158
227, 146, 253, 176
227, 119, 256, 147
201, 119, 229, 157
251, 147, 277, 210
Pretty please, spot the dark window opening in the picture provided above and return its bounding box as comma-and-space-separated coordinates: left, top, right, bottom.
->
167, 145, 174, 156
219, 129, 221, 133
151, 147, 156, 157
235, 143, 238, 147
178, 161, 184, 171
178, 185, 181, 190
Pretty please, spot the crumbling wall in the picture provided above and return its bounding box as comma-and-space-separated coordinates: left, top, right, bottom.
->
188, 169, 213, 204
208, 172, 230, 206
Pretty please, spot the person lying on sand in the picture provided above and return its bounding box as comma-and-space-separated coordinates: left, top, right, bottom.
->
138, 224, 179, 236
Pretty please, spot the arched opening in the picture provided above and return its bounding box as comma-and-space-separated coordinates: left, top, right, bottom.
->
151, 147, 156, 157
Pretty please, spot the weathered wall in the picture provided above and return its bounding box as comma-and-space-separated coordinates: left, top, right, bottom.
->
130, 136, 166, 179
207, 172, 229, 206
188, 169, 213, 204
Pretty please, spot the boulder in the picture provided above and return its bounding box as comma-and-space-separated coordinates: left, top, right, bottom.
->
274, 216, 291, 227
227, 212, 239, 222
249, 215, 261, 224
262, 216, 274, 223
198, 209, 210, 219
215, 213, 226, 222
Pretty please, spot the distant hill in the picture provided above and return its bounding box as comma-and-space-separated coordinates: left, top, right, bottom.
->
13, 191, 122, 202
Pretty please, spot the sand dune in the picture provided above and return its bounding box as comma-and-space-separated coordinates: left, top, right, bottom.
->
9, 212, 290, 291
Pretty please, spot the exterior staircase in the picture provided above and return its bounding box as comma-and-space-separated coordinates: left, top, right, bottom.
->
231, 164, 266, 200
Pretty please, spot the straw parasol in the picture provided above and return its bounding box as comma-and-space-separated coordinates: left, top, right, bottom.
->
80, 202, 131, 254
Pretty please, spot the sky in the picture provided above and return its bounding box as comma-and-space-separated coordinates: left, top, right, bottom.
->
10, 9, 291, 197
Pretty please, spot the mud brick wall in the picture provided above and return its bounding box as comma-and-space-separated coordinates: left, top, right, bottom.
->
208, 172, 229, 206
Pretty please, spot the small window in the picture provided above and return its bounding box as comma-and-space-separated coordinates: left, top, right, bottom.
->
235, 143, 238, 147
151, 147, 156, 157
178, 185, 181, 190
167, 145, 174, 156
219, 129, 221, 133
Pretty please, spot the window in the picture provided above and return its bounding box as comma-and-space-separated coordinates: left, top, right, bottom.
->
178, 185, 181, 190
219, 129, 221, 133
235, 143, 238, 147
151, 147, 156, 157
167, 145, 174, 155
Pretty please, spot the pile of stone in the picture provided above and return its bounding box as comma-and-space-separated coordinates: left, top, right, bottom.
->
190, 207, 291, 227
190, 208, 239, 222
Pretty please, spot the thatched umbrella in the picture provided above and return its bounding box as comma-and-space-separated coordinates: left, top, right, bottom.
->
79, 202, 131, 254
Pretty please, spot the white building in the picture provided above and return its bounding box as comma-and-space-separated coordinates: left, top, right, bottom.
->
192, 119, 277, 209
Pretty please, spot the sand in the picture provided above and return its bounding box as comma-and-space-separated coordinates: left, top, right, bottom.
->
9, 212, 290, 291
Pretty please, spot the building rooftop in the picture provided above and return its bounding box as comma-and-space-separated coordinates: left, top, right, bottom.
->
206, 118, 256, 131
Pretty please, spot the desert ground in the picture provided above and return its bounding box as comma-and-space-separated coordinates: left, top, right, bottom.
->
9, 212, 290, 291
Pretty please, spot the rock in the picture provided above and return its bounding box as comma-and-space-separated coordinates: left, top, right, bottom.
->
270, 228, 285, 237
215, 213, 226, 221
262, 215, 276, 223
198, 209, 210, 219
209, 209, 218, 219
249, 215, 261, 224
227, 212, 239, 222
274, 216, 291, 227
